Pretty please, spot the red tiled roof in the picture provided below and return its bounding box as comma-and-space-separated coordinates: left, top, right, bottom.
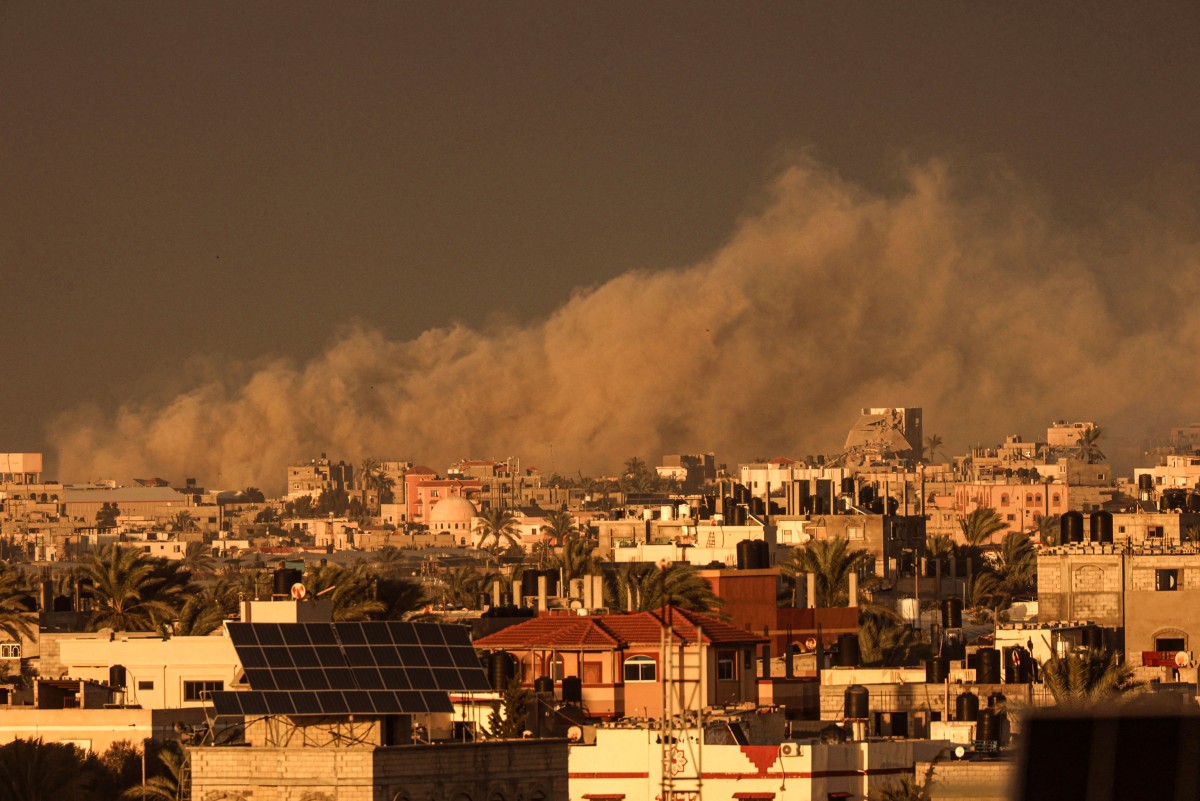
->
474, 617, 621, 649
474, 605, 765, 651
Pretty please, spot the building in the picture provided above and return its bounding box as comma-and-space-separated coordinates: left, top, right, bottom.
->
192, 618, 567, 801
0, 453, 43, 484
473, 606, 766, 720
403, 467, 483, 527
286, 454, 354, 500
1037, 542, 1200, 670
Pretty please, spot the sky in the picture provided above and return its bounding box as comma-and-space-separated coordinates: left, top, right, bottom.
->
3, 3, 1200, 489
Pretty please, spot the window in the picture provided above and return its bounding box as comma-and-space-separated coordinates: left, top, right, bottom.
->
1149, 526, 1165, 539
1000, 494, 1009, 506
184, 680, 223, 701
138, 680, 154, 691
550, 655, 565, 681
717, 651, 737, 681
1156, 637, 1186, 652
1006, 514, 1016, 522
1156, 569, 1178, 592
623, 656, 656, 682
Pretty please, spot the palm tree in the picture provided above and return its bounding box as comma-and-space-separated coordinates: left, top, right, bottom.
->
1030, 513, 1062, 546
441, 566, 492, 609
0, 738, 98, 801
120, 741, 185, 801
958, 507, 1006, 547
548, 531, 603, 586
242, 487, 266, 504
358, 458, 396, 514
474, 507, 521, 552
174, 582, 239, 636
858, 609, 932, 667
988, 531, 1037, 598
180, 542, 215, 576
1040, 648, 1137, 708
0, 564, 35, 642
168, 511, 197, 533
923, 434, 944, 463
304, 563, 385, 621
606, 562, 721, 614
540, 510, 576, 548
1073, 426, 1106, 463
81, 546, 190, 632
620, 456, 656, 493
783, 538, 873, 608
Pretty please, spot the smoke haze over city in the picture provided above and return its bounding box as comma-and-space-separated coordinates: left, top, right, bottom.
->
50, 157, 1200, 488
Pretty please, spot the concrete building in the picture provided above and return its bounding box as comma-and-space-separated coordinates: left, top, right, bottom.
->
1037, 543, 1200, 669
286, 454, 353, 500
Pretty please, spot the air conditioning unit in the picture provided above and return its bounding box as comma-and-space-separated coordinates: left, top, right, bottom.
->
0, 643, 21, 659
779, 742, 800, 757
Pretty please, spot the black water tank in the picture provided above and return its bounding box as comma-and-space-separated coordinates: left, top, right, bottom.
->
976, 648, 1002, 684
534, 676, 555, 695
860, 486, 876, 506
1189, 493, 1200, 514
109, 664, 127, 688
737, 540, 769, 570
521, 571, 540, 598
561, 676, 582, 703
977, 708, 1000, 743
272, 567, 301, 597
1061, 511, 1085, 544
956, 692, 979, 722
942, 597, 963, 629
925, 657, 949, 683
1090, 511, 1114, 544
841, 477, 855, 495
837, 633, 862, 668
1163, 489, 1186, 511
1138, 473, 1154, 492
845, 685, 869, 719
488, 651, 515, 691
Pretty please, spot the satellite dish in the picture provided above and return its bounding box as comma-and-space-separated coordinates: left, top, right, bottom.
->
953, 745, 967, 759
805, 637, 818, 650
290, 583, 307, 601
1175, 651, 1191, 668
567, 725, 583, 742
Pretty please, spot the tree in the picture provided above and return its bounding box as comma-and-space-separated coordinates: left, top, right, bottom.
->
0, 738, 103, 801
606, 562, 721, 614
120, 741, 185, 801
988, 531, 1037, 598
285, 495, 316, 518
96, 502, 120, 530
81, 546, 190, 632
358, 458, 396, 513
958, 507, 1006, 547
1040, 648, 1137, 708
923, 434, 944, 463
304, 562, 385, 621
487, 678, 533, 739
242, 487, 266, 504
168, 511, 196, 533
619, 456, 658, 493
1073, 426, 1106, 463
180, 542, 215, 576
548, 531, 602, 586
0, 564, 35, 643
174, 582, 238, 636
1030, 514, 1061, 546
783, 538, 873, 608
858, 609, 932, 667
474, 507, 521, 552
441, 566, 492, 609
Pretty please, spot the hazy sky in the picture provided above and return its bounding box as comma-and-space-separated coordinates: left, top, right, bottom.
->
3, 3, 1199, 486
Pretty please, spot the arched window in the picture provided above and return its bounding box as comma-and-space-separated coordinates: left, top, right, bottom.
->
623, 655, 657, 682
1052, 494, 1060, 504
1000, 494, 1009, 506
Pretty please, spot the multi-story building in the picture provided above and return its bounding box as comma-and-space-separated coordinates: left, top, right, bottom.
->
285, 454, 354, 500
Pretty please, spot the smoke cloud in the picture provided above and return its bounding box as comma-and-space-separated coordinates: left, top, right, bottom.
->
51, 157, 1200, 490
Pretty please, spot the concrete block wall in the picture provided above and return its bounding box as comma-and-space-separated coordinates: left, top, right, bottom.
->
189, 738, 568, 801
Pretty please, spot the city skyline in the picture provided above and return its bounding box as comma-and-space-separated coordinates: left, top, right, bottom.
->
4, 4, 1200, 485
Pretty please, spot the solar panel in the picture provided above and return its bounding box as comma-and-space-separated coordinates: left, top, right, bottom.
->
221, 622, 489, 718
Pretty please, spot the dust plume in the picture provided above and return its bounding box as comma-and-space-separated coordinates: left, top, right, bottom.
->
51, 157, 1200, 490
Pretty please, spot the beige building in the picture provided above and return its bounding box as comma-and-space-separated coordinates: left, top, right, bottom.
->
1038, 543, 1200, 668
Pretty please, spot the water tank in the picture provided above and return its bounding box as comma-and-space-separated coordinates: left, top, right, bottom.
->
942, 597, 963, 629
1138, 473, 1154, 492
1189, 494, 1200, 514
488, 652, 515, 691
977, 708, 1000, 744
859, 485, 876, 506
272, 567, 302, 597
1163, 489, 1186, 511
678, 503, 691, 519
561, 676, 582, 703
737, 540, 769, 570
976, 648, 1002, 684
987, 691, 1007, 710
1061, 511, 1085, 544
521, 571, 540, 599
956, 692, 979, 722
534, 676, 555, 696
660, 505, 674, 521
841, 477, 855, 495
109, 664, 127, 689
844, 685, 869, 720
836, 634, 861, 668
925, 657, 949, 683
1090, 512, 1114, 544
